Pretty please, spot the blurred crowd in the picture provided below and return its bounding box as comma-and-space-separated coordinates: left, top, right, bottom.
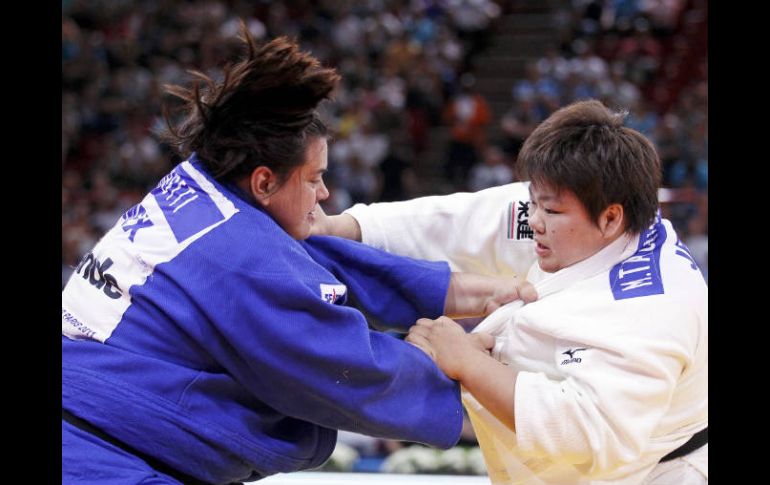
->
492, 0, 708, 279
62, 0, 707, 472
62, 0, 504, 285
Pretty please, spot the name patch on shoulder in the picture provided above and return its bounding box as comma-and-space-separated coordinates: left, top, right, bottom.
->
152, 165, 224, 243
506, 201, 533, 240
609, 216, 667, 300
320, 283, 347, 304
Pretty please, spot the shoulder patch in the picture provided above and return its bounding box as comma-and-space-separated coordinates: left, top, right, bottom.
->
152, 164, 223, 243
62, 159, 238, 343
506, 200, 533, 240
320, 283, 347, 304
609, 215, 667, 300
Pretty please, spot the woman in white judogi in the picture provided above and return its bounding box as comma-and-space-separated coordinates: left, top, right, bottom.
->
319, 100, 707, 484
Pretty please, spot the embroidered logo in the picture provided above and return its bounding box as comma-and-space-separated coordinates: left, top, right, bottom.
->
320, 283, 347, 304
560, 348, 586, 365
506, 201, 533, 240
121, 204, 154, 242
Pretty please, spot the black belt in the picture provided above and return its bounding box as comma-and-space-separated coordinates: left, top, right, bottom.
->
660, 427, 708, 462
62, 408, 237, 485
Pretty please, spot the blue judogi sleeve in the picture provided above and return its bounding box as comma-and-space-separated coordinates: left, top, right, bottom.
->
168, 235, 463, 447
302, 235, 450, 329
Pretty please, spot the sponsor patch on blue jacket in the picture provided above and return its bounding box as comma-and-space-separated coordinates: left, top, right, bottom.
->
152, 165, 224, 243
320, 283, 347, 304
120, 204, 154, 242
609, 216, 666, 300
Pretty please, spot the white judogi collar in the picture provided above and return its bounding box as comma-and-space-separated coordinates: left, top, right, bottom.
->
474, 231, 637, 349
527, 231, 636, 297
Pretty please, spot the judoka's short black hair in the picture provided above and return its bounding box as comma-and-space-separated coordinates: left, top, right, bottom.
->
518, 99, 661, 234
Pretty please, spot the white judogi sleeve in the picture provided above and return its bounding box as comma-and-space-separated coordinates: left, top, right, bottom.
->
344, 183, 537, 277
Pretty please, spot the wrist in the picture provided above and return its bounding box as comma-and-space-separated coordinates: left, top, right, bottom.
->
331, 214, 362, 241
455, 345, 489, 383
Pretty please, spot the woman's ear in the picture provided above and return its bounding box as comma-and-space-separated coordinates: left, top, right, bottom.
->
599, 203, 625, 238
249, 166, 278, 206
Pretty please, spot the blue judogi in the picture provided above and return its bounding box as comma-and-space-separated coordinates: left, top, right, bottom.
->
62, 156, 462, 484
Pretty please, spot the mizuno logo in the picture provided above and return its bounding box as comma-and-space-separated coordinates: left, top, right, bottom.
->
562, 348, 586, 358
560, 348, 587, 365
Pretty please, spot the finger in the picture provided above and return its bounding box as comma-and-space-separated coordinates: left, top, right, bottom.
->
468, 334, 486, 352
407, 325, 430, 340
474, 332, 496, 351
415, 318, 436, 327
484, 301, 501, 314
436, 316, 461, 328
405, 334, 435, 360
468, 334, 491, 352
519, 282, 539, 303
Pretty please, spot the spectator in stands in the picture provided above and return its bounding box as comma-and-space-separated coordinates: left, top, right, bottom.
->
500, 95, 543, 162
443, 72, 491, 190
469, 145, 513, 191
625, 97, 658, 139
446, 0, 501, 71
378, 144, 418, 202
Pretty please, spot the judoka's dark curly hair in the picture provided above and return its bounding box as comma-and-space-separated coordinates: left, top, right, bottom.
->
160, 20, 340, 184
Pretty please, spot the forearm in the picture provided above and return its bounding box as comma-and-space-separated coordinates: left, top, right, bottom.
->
444, 273, 520, 318
328, 214, 361, 241
302, 236, 449, 328
406, 317, 518, 431
313, 212, 362, 241
458, 351, 518, 432
406, 317, 517, 430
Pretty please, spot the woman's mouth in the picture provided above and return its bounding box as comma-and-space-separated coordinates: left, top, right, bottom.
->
535, 241, 550, 256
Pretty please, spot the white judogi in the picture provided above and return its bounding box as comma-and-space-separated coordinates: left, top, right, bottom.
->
345, 185, 708, 484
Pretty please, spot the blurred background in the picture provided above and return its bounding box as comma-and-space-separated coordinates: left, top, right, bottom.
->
62, 0, 707, 475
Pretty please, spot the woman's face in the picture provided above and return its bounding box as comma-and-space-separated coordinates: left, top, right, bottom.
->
528, 182, 609, 273
265, 137, 330, 240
